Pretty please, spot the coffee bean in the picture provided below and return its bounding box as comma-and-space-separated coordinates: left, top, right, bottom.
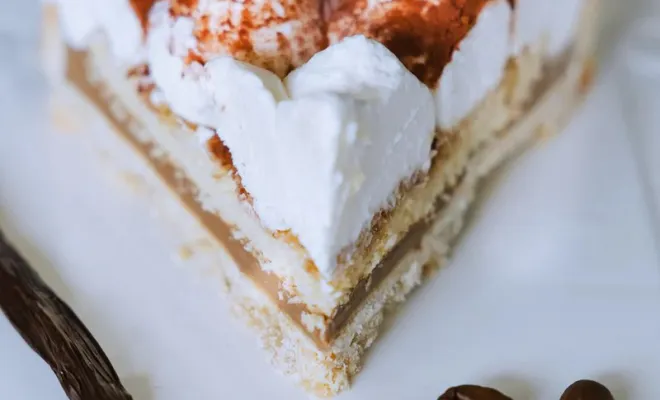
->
438, 384, 512, 400
560, 380, 614, 400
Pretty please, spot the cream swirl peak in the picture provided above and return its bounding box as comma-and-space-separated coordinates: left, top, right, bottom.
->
326, 0, 514, 130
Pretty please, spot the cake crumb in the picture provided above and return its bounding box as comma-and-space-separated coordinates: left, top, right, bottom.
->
301, 312, 327, 335
536, 123, 556, 144
117, 171, 149, 196
178, 245, 194, 260
579, 57, 596, 94
49, 99, 83, 134
194, 237, 216, 251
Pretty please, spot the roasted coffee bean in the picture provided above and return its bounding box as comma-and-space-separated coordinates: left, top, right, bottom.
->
560, 379, 614, 400
438, 384, 512, 400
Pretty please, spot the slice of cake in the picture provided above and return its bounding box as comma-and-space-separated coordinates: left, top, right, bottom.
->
43, 0, 599, 396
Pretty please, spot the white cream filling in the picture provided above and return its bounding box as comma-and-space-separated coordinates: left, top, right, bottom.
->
55, 0, 145, 64
434, 0, 512, 130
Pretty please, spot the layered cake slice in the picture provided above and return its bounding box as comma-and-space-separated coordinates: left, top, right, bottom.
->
44, 0, 599, 396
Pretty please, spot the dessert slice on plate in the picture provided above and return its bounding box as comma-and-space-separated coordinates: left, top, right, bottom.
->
43, 0, 599, 396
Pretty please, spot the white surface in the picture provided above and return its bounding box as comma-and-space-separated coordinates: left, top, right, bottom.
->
2, 3, 660, 400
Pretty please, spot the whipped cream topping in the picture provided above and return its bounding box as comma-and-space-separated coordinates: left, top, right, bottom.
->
55, 0, 147, 64
434, 0, 512, 130
54, 0, 586, 277
148, 5, 435, 275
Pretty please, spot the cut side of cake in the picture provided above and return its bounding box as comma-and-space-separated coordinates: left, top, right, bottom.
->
43, 0, 599, 396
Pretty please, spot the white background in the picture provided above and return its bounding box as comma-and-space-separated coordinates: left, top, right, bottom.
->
1, 1, 660, 399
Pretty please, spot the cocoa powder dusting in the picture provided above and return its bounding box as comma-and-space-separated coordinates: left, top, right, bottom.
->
172, 0, 326, 77
184, 49, 206, 65
129, 0, 157, 34
329, 0, 495, 87
171, 0, 200, 17
137, 0, 511, 87
126, 64, 149, 78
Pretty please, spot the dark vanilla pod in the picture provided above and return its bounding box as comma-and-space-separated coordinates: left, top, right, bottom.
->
0, 230, 133, 400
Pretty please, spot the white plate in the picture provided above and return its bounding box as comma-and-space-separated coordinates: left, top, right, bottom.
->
2, 1, 660, 399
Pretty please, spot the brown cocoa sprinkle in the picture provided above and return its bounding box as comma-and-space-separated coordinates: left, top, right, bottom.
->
137, 81, 156, 95
126, 64, 149, 78
184, 49, 206, 66
171, 0, 200, 17
0, 230, 133, 400
205, 135, 252, 202
560, 380, 615, 400
438, 384, 512, 400
328, 0, 498, 88
180, 0, 326, 77
129, 0, 157, 34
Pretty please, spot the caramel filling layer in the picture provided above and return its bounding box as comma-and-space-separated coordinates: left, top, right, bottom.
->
66, 44, 572, 349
